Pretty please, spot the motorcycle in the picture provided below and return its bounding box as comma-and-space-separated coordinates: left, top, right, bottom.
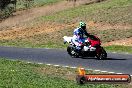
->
63, 34, 107, 59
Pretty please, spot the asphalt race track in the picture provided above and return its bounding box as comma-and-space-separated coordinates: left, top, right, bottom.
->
0, 46, 132, 75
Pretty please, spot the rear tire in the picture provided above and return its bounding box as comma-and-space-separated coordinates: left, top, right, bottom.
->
96, 47, 107, 60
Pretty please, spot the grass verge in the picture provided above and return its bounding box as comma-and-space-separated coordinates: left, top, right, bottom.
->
37, 0, 132, 24
33, 0, 63, 7
0, 27, 131, 53
104, 45, 132, 54
0, 40, 131, 54
0, 0, 132, 54
0, 58, 126, 88
16, 0, 63, 10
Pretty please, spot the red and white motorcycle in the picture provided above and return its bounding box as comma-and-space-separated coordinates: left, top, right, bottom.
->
63, 35, 107, 59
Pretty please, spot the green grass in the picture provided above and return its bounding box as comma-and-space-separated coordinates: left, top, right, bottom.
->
0, 58, 123, 88
37, 0, 132, 24
0, 39, 131, 54
105, 45, 132, 53
89, 29, 132, 43
28, 0, 132, 53
33, 0, 63, 7
16, 0, 62, 10
0, 0, 132, 54
0, 27, 131, 53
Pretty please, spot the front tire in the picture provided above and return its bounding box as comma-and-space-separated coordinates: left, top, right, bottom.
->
67, 45, 79, 58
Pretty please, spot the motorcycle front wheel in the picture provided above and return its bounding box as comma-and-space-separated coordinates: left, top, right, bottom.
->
67, 45, 79, 58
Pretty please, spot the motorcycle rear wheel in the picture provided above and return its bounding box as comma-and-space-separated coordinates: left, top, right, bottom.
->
96, 47, 107, 60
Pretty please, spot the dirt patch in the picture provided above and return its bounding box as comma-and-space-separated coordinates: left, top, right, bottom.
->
95, 23, 132, 30
0, 1, 74, 29
0, 22, 65, 40
0, 21, 131, 40
0, 0, 97, 29
87, 21, 132, 30
103, 37, 132, 46
64, 21, 132, 30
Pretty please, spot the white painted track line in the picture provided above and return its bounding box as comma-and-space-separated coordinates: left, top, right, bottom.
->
70, 67, 77, 69
94, 70, 100, 72
101, 71, 108, 73
54, 65, 60, 67
108, 72, 115, 74
62, 66, 69, 68
46, 64, 52, 66
116, 73, 123, 74
38, 63, 43, 64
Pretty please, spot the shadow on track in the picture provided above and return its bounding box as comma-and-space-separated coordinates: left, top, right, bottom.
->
103, 58, 127, 60
81, 57, 127, 60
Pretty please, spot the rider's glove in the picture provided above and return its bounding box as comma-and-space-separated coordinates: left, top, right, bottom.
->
78, 42, 84, 46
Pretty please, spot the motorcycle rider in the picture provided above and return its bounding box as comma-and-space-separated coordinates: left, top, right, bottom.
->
72, 22, 90, 52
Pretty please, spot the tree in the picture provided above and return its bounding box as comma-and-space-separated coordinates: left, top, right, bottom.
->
0, 0, 17, 20
0, 0, 17, 10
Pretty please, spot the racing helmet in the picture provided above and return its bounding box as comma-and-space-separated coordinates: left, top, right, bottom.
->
79, 22, 86, 30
